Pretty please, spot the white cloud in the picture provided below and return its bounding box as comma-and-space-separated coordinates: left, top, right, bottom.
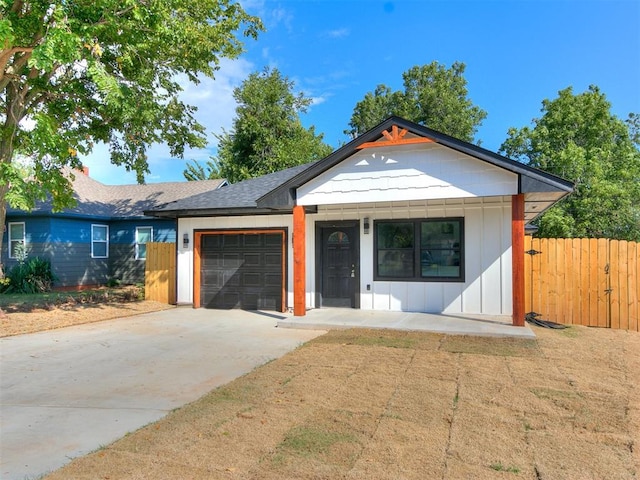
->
309, 95, 329, 107
324, 28, 350, 39
270, 6, 294, 33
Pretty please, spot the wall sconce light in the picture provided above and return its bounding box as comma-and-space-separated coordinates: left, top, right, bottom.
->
183, 233, 189, 248
363, 217, 370, 234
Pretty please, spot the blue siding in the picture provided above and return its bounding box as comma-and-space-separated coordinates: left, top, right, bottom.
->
2, 217, 52, 269
49, 218, 94, 243
3, 216, 177, 287
3, 216, 51, 245
110, 219, 176, 244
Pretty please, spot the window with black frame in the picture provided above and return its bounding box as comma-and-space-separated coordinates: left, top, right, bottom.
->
375, 218, 464, 282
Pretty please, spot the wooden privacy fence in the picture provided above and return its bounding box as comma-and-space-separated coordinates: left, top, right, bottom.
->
525, 237, 639, 331
145, 242, 176, 304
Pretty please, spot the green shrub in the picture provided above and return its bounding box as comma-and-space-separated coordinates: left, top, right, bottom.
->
3, 257, 56, 294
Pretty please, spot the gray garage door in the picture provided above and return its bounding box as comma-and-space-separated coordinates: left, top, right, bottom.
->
200, 232, 284, 311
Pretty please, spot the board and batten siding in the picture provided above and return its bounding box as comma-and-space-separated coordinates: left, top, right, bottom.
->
176, 215, 294, 306
296, 143, 518, 206
176, 197, 512, 316
306, 198, 513, 316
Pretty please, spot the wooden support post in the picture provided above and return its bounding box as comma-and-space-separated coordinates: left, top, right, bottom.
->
512, 194, 525, 326
293, 205, 306, 316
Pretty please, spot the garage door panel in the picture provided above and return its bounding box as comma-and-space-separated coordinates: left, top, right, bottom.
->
200, 231, 285, 311
202, 270, 222, 286
243, 253, 261, 266
264, 253, 282, 266
243, 272, 262, 287
243, 235, 261, 247
201, 252, 221, 267
264, 235, 281, 247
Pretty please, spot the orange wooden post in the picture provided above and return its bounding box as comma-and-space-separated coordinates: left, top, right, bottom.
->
512, 194, 525, 326
293, 205, 306, 316
193, 232, 201, 308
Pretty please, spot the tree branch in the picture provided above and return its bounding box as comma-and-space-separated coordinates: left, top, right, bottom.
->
10, 0, 24, 14
0, 47, 34, 83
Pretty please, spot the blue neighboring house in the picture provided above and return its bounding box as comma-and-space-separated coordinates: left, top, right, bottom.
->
3, 168, 226, 288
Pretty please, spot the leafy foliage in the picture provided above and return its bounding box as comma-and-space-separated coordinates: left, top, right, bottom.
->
346, 62, 487, 142
0, 0, 263, 272
2, 256, 56, 293
195, 67, 332, 183
500, 86, 640, 241
183, 158, 223, 181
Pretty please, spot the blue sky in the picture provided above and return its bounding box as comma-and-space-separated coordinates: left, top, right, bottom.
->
82, 0, 640, 185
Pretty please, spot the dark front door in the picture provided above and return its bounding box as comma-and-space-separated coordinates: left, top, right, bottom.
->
316, 222, 359, 308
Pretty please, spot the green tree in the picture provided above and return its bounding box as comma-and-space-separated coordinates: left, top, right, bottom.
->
346, 61, 487, 142
1, 0, 263, 276
182, 159, 223, 181
500, 86, 640, 241
204, 67, 332, 183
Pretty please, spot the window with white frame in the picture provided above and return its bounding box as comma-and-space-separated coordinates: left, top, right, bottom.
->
8, 222, 25, 259
91, 224, 109, 258
135, 226, 153, 260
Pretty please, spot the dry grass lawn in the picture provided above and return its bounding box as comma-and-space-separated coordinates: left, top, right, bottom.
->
0, 300, 174, 337
43, 324, 640, 480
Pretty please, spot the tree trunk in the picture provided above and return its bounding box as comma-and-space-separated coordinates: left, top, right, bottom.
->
1, 80, 24, 280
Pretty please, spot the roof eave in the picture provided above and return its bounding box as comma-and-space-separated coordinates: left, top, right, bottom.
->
257, 116, 573, 209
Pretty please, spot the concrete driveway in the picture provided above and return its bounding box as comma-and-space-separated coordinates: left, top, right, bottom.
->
0, 308, 324, 480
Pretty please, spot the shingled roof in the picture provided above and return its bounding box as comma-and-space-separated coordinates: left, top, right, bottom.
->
146, 162, 316, 218
8, 169, 227, 220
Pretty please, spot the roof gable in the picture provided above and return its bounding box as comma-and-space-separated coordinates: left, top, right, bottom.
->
296, 141, 519, 206
256, 116, 573, 222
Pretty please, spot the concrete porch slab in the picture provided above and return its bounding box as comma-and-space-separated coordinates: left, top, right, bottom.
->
277, 309, 536, 338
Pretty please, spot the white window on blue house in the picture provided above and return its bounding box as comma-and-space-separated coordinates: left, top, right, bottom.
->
91, 224, 109, 258
135, 226, 153, 260
8, 222, 25, 259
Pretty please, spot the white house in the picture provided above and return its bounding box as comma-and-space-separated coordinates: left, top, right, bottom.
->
147, 117, 573, 326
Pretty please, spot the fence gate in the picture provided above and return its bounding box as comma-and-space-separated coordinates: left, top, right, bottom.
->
524, 237, 639, 331
145, 242, 176, 304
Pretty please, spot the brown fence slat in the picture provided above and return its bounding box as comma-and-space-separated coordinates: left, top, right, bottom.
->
531, 238, 542, 316
609, 240, 621, 329
629, 241, 639, 331
526, 237, 639, 331
596, 239, 608, 327
570, 238, 581, 326
145, 242, 176, 304
524, 236, 531, 314
617, 241, 628, 330
579, 238, 590, 326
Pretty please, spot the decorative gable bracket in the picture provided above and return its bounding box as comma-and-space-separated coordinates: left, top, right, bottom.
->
356, 125, 435, 149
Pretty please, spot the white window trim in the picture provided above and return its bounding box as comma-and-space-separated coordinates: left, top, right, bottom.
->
135, 226, 153, 260
8, 222, 26, 259
91, 224, 109, 259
